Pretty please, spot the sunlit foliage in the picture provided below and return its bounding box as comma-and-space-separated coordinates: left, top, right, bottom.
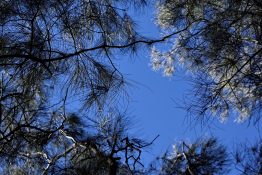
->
158, 138, 229, 175
152, 0, 262, 123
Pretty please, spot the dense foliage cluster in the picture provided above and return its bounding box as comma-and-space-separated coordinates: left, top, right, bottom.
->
159, 138, 228, 175
0, 0, 151, 174
152, 0, 262, 123
235, 141, 262, 175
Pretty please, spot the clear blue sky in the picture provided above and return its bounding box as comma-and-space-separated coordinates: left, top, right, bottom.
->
116, 3, 262, 173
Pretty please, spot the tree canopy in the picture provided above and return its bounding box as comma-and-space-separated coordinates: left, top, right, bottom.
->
235, 141, 262, 175
152, 0, 262, 123
0, 0, 261, 174
0, 0, 153, 174
158, 138, 229, 175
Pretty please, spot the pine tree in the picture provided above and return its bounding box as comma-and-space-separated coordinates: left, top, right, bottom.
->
152, 0, 262, 123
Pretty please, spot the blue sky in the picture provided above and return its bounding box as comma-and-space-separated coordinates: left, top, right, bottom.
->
116, 3, 262, 173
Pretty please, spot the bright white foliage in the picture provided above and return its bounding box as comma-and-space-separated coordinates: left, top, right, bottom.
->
151, 0, 262, 123
150, 46, 175, 76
